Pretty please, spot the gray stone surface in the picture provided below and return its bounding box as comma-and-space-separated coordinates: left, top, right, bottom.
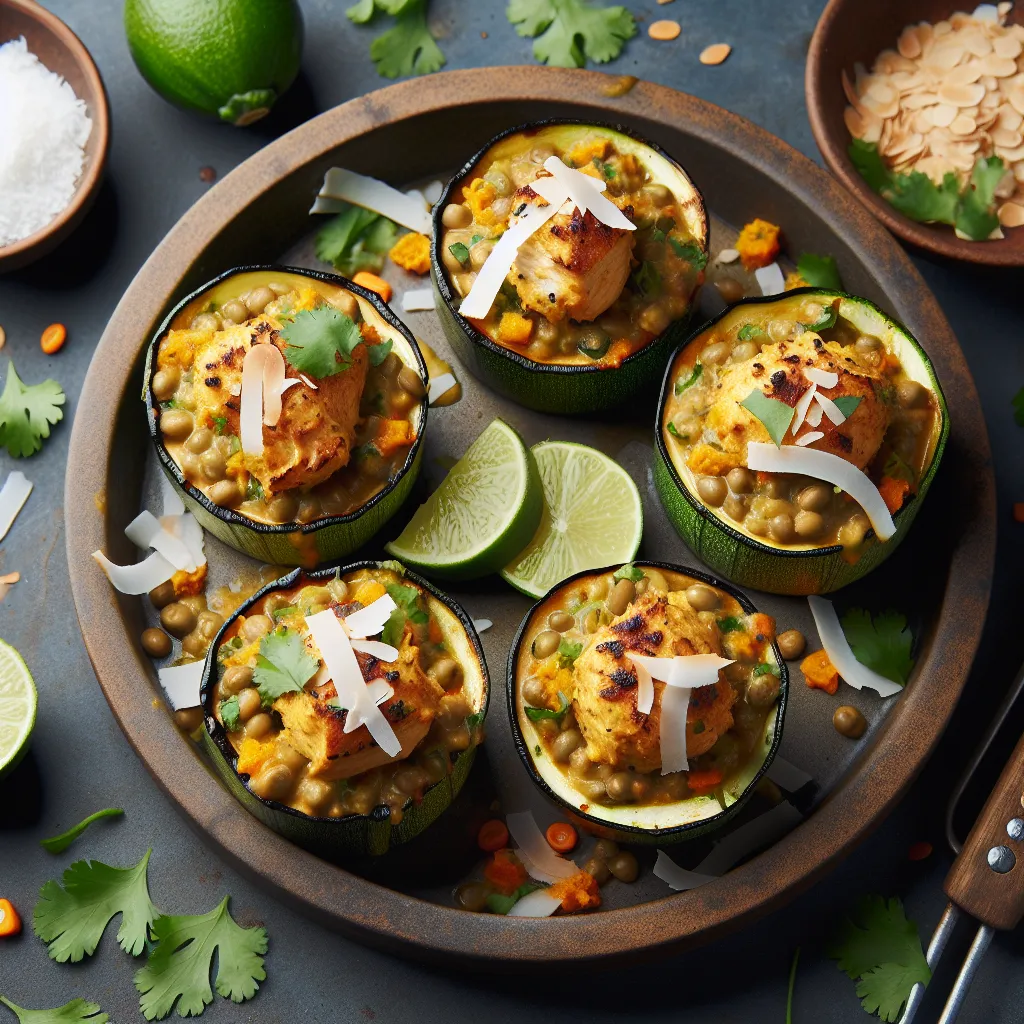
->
2, 1, 1023, 1021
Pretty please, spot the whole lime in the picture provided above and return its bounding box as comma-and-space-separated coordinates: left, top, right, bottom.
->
124, 0, 304, 126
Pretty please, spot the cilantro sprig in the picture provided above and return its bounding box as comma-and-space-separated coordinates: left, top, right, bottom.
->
0, 997, 109, 1024
347, 0, 446, 78
40, 808, 124, 854
737, 324, 764, 341
827, 895, 930, 1022
841, 608, 914, 686
524, 691, 571, 722
315, 203, 397, 276
280, 305, 364, 380
0, 362, 65, 457
669, 237, 708, 270
850, 140, 1004, 241
796, 252, 842, 290
252, 628, 319, 704
674, 363, 702, 395
507, 0, 636, 68
613, 563, 644, 583
558, 639, 583, 667
382, 582, 428, 647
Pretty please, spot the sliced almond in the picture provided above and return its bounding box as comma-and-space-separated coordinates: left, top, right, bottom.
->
939, 80, 987, 106
993, 34, 1022, 59
997, 141, 1024, 161
947, 60, 984, 86
699, 43, 731, 65
898, 25, 922, 59
963, 29, 994, 57
995, 168, 1018, 197
998, 200, 1024, 226
844, 105, 867, 138
649, 20, 681, 41
992, 125, 1023, 147
998, 104, 1023, 129
950, 113, 977, 135
981, 54, 1019, 77
923, 43, 965, 74
933, 20, 953, 37
903, 91, 939, 109
930, 102, 959, 126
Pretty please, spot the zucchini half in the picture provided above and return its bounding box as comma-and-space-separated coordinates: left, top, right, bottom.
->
431, 120, 709, 414
201, 562, 489, 859
143, 265, 428, 567
507, 561, 786, 845
654, 290, 950, 595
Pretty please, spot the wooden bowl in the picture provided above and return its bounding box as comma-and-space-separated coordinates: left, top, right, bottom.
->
0, 0, 110, 272
807, 0, 1024, 265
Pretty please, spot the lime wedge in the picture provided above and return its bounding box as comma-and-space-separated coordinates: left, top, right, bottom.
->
385, 418, 542, 580
0, 637, 36, 777
501, 441, 643, 599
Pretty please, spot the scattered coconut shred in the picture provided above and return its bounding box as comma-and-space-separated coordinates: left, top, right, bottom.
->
0, 37, 92, 247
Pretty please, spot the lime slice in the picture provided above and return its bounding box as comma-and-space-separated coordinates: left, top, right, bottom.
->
502, 441, 643, 599
385, 418, 542, 580
0, 638, 36, 777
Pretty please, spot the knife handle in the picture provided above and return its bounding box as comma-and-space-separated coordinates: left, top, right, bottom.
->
944, 726, 1024, 931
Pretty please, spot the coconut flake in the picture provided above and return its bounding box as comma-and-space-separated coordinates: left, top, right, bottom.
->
805, 401, 823, 428
309, 195, 347, 215
660, 685, 693, 773
507, 888, 563, 918
319, 168, 432, 234
795, 431, 824, 447
717, 248, 740, 264
405, 187, 429, 210
165, 511, 205, 569
745, 443, 896, 541
159, 471, 185, 518
229, 382, 242, 397
305, 609, 402, 756
807, 596, 904, 698
158, 660, 205, 711
635, 659, 654, 715
241, 346, 272, 454
506, 811, 577, 883
813, 390, 847, 426
0, 470, 32, 542
695, 802, 803, 875
766, 757, 814, 792
458, 186, 570, 320
653, 850, 717, 891
805, 367, 839, 389
125, 510, 197, 572
365, 678, 395, 706
428, 372, 457, 405
790, 383, 817, 435
350, 640, 400, 662
472, 618, 492, 634
629, 653, 734, 688
401, 288, 436, 312
423, 180, 445, 206
540, 157, 637, 231
342, 593, 398, 639
92, 550, 175, 595
755, 262, 786, 295
298, 374, 318, 391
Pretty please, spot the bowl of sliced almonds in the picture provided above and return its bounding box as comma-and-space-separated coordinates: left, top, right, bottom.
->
807, 0, 1024, 264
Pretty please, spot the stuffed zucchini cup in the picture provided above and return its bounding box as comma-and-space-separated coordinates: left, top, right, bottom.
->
144, 267, 428, 566
509, 562, 785, 844
432, 121, 708, 414
655, 291, 948, 595
202, 562, 488, 858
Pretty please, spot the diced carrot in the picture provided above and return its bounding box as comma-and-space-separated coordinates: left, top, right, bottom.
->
878, 475, 911, 515
687, 767, 724, 794
428, 616, 444, 644
40, 323, 67, 355
498, 311, 533, 346
735, 218, 781, 271
388, 232, 431, 275
548, 870, 601, 912
484, 848, 526, 893
687, 443, 741, 477
0, 899, 21, 938
478, 819, 510, 852
235, 737, 277, 776
375, 418, 415, 457
801, 649, 839, 694
353, 581, 387, 606
545, 821, 578, 853
172, 564, 207, 597
352, 272, 392, 303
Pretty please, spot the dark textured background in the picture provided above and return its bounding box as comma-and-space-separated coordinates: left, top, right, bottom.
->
1, 1, 1023, 1020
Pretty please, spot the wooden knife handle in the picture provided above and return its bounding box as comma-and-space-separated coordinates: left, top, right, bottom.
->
944, 726, 1024, 931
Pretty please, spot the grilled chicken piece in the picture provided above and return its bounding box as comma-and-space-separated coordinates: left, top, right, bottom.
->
572, 592, 736, 773
507, 185, 635, 323
706, 331, 893, 470
185, 315, 369, 495
275, 638, 445, 781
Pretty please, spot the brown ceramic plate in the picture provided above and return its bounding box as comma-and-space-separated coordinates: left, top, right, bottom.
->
0, 0, 110, 272
66, 68, 994, 964
807, 0, 1024, 265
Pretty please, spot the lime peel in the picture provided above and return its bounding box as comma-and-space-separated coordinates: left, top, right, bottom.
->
0, 637, 36, 777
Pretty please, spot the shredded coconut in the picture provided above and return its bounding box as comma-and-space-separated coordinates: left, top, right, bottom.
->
0, 37, 92, 247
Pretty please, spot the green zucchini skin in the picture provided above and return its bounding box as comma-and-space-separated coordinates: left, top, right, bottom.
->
143, 265, 428, 568
506, 561, 787, 846
431, 119, 708, 415
654, 289, 950, 596
200, 562, 489, 860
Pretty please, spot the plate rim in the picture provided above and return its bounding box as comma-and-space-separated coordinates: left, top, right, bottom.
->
65, 66, 995, 963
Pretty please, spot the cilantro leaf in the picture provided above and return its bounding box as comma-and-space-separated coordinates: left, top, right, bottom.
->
252, 628, 318, 705
740, 389, 796, 447
448, 242, 470, 265
666, 421, 686, 439
955, 155, 1004, 241
717, 616, 744, 633
1014, 386, 1024, 426
558, 639, 583, 666
382, 582, 428, 646
613, 563, 644, 582
507, 0, 636, 68
315, 204, 397, 276
849, 138, 892, 193
669, 237, 708, 270
34, 850, 157, 961
368, 339, 394, 366
346, 0, 377, 22
0, 362, 65, 458
367, 0, 446, 78
827, 895, 930, 1023
524, 691, 571, 721
737, 324, 763, 341
212, 416, 227, 434
796, 252, 842, 290
0, 997, 109, 1024
798, 302, 838, 332
841, 608, 914, 686
219, 696, 242, 731
886, 169, 960, 226
40, 808, 124, 854
281, 305, 364, 379
833, 395, 862, 418
133, 896, 267, 1021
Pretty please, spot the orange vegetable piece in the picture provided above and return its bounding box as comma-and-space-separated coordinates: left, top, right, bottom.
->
687, 442, 741, 477
478, 819, 510, 852
686, 768, 724, 794
235, 737, 277, 776
0, 898, 21, 937
352, 580, 387, 606
545, 821, 578, 853
172, 564, 207, 598
388, 232, 431, 275
428, 616, 444, 645
801, 649, 839, 694
548, 870, 601, 912
40, 323, 67, 355
878, 475, 911, 514
908, 841, 933, 862
735, 218, 781, 271
375, 418, 415, 457
352, 272, 392, 303
498, 311, 534, 346
484, 848, 527, 893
